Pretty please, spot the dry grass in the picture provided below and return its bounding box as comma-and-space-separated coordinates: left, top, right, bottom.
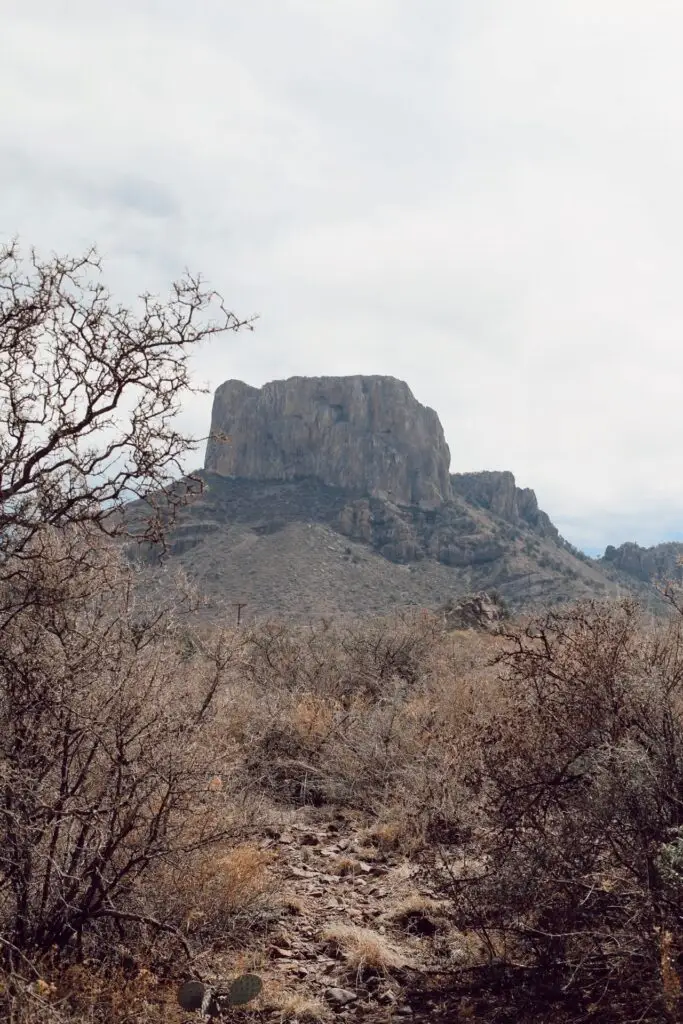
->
1, 603, 503, 1019
319, 923, 407, 977
215, 609, 503, 838
152, 843, 277, 940
213, 845, 277, 910
330, 855, 364, 876
361, 819, 412, 853
385, 893, 451, 934
265, 984, 331, 1022
21, 582, 676, 1021
280, 893, 310, 917
291, 694, 341, 741
0, 962, 185, 1024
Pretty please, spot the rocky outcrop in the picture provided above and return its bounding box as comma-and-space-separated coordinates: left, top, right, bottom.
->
336, 495, 504, 566
128, 371, 669, 618
601, 541, 683, 584
204, 376, 452, 508
441, 591, 510, 632
451, 471, 559, 541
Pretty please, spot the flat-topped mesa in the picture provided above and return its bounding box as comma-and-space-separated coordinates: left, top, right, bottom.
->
204, 375, 452, 507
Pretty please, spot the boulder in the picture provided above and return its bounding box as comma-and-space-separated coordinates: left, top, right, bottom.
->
441, 591, 509, 631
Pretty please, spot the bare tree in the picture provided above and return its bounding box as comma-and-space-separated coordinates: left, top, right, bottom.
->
0, 241, 254, 977
0, 240, 253, 565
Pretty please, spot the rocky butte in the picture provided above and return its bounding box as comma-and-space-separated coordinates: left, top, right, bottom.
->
123, 372, 658, 619
204, 375, 452, 508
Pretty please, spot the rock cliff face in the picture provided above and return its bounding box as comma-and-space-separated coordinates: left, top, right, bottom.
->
451, 470, 559, 541
204, 375, 452, 507
601, 540, 683, 584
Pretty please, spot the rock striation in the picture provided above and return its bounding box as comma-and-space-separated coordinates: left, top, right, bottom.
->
204, 375, 452, 507
129, 367, 650, 619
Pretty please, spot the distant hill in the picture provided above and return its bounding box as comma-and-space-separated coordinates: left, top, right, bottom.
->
124, 375, 672, 624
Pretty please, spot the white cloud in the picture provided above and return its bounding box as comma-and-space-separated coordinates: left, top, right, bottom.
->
2, 0, 683, 554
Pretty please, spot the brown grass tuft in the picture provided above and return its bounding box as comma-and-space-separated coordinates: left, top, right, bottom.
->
385, 893, 451, 935
269, 987, 331, 1022
331, 856, 363, 876
319, 923, 406, 976
154, 843, 277, 939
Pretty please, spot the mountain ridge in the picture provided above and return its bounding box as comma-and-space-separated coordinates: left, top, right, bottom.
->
126, 374, 674, 623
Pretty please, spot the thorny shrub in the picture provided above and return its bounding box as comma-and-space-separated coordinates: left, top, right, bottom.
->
0, 241, 251, 563
0, 242, 259, 1019
226, 611, 498, 833
436, 598, 683, 1022
0, 526, 249, 973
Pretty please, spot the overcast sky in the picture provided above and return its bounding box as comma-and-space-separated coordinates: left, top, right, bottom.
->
3, 1, 683, 555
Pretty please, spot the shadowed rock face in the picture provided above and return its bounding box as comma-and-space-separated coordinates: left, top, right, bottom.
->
204, 375, 452, 507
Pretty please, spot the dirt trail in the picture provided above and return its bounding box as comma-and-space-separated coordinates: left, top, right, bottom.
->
181, 805, 470, 1022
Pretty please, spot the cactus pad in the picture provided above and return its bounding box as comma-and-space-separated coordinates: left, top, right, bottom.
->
227, 973, 263, 1005
178, 974, 262, 1015
178, 980, 209, 1011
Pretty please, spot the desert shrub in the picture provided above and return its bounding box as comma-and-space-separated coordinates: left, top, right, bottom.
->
437, 598, 683, 1021
150, 842, 277, 946
320, 922, 405, 977
240, 677, 422, 808
0, 528, 246, 968
0, 241, 250, 566
338, 610, 443, 697
234, 613, 496, 835
239, 609, 442, 705
239, 620, 345, 698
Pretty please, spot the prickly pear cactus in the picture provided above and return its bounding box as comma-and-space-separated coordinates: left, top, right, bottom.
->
227, 973, 262, 1006
177, 974, 263, 1016
177, 980, 212, 1013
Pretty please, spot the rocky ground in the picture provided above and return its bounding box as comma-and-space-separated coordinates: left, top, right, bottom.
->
170, 804, 478, 1024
